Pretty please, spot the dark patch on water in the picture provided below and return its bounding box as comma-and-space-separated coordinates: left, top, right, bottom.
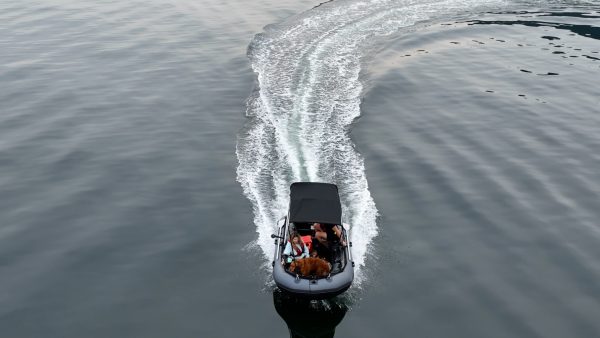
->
468, 12, 600, 41
273, 290, 348, 337
470, 20, 600, 40
312, 0, 334, 9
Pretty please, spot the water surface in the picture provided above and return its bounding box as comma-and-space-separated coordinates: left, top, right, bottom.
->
1, 0, 599, 337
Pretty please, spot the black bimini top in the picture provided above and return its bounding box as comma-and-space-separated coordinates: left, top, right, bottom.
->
289, 182, 342, 225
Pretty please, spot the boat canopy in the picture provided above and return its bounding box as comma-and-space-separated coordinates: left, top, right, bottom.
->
289, 182, 342, 225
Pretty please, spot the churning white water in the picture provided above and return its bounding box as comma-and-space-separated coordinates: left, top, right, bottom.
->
236, 0, 506, 283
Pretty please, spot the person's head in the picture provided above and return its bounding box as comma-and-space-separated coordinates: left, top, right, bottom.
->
290, 233, 304, 247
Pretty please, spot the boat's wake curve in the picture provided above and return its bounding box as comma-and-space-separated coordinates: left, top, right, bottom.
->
236, 0, 506, 286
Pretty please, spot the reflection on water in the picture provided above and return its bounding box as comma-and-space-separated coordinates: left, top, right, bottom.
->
469, 10, 600, 40
469, 19, 600, 40
273, 290, 348, 338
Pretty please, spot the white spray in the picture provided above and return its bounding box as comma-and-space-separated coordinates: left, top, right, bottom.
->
237, 0, 506, 285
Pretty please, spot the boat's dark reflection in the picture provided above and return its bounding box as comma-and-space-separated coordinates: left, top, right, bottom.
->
273, 290, 349, 338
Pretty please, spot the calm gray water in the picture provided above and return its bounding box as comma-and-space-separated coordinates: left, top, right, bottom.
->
1, 0, 599, 337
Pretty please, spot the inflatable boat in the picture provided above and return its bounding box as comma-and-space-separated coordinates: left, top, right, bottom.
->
272, 182, 354, 299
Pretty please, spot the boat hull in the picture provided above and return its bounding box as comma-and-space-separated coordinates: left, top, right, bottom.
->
273, 243, 354, 299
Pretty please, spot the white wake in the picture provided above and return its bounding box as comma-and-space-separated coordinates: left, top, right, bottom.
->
236, 0, 506, 284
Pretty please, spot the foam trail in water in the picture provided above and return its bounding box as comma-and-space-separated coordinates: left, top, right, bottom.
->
237, 0, 506, 284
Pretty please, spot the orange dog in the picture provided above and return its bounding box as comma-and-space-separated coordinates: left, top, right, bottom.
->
289, 257, 331, 277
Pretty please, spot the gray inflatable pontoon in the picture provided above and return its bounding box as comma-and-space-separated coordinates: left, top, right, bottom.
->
272, 182, 354, 299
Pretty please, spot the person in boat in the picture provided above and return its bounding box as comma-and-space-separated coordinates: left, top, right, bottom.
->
283, 233, 310, 264
312, 223, 346, 262
313, 223, 346, 247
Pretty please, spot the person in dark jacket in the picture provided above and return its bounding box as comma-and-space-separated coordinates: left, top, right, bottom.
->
312, 223, 346, 263
313, 223, 346, 247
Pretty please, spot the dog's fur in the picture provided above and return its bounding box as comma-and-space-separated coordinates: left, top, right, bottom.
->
289, 257, 331, 277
